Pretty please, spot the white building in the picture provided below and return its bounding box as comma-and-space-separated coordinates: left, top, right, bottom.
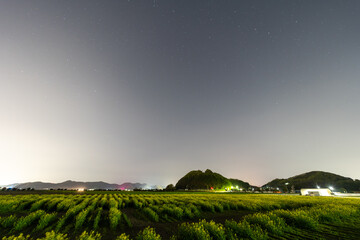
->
300, 188, 332, 196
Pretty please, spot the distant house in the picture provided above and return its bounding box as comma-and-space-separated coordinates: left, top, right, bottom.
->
300, 188, 332, 196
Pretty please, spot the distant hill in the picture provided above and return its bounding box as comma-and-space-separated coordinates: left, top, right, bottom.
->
175, 169, 250, 190
228, 178, 251, 190
13, 181, 147, 190
263, 171, 360, 192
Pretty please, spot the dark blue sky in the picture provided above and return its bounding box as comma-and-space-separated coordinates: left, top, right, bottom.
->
1, 1, 360, 186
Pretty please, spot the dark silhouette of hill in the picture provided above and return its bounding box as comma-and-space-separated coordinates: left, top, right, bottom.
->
14, 181, 147, 190
228, 178, 251, 190
175, 169, 250, 190
263, 171, 360, 192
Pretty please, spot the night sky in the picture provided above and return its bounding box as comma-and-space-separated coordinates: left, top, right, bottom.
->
1, 1, 360, 186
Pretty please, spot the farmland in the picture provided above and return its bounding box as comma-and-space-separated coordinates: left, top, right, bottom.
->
1, 192, 360, 239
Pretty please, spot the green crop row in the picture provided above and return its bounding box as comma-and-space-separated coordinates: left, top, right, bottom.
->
1, 193, 360, 239
5, 203, 359, 240
5, 193, 357, 215
2, 227, 161, 240
13, 210, 46, 232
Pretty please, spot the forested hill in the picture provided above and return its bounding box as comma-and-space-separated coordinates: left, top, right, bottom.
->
175, 169, 250, 190
263, 171, 360, 192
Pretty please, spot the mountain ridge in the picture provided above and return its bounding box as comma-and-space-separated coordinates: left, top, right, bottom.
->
263, 170, 360, 192
6, 180, 148, 190
3, 170, 359, 192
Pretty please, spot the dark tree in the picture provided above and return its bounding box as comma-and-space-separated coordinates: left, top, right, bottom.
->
165, 184, 176, 191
